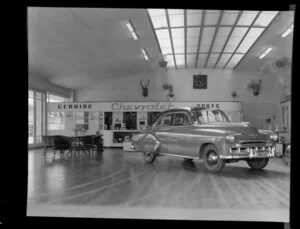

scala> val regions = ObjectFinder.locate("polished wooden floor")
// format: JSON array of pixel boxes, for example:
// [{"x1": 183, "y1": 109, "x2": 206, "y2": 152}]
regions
[{"x1": 27, "y1": 148, "x2": 290, "y2": 221}]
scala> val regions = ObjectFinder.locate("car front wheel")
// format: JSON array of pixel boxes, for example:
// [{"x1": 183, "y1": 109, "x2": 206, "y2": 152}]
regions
[
  {"x1": 203, "y1": 144, "x2": 225, "y2": 173},
  {"x1": 246, "y1": 158, "x2": 269, "y2": 169},
  {"x1": 143, "y1": 151, "x2": 156, "y2": 163}
]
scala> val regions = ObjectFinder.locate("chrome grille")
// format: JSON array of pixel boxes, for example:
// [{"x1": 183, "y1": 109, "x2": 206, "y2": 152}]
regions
[{"x1": 230, "y1": 146, "x2": 272, "y2": 154}]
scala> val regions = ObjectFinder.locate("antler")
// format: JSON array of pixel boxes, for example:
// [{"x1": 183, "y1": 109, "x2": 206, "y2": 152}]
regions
[
  {"x1": 145, "y1": 80, "x2": 150, "y2": 88},
  {"x1": 140, "y1": 80, "x2": 144, "y2": 88},
  {"x1": 140, "y1": 79, "x2": 150, "y2": 88}
]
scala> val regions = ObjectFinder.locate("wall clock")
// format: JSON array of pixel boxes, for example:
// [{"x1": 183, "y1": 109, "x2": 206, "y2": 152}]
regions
[{"x1": 193, "y1": 75, "x2": 207, "y2": 89}]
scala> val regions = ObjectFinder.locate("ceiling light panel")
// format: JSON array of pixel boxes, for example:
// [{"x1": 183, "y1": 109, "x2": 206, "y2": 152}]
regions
[
  {"x1": 175, "y1": 54, "x2": 185, "y2": 66},
  {"x1": 156, "y1": 29, "x2": 172, "y2": 54},
  {"x1": 168, "y1": 9, "x2": 184, "y2": 15},
  {"x1": 187, "y1": 37, "x2": 198, "y2": 47},
  {"x1": 226, "y1": 54, "x2": 244, "y2": 68},
  {"x1": 168, "y1": 9, "x2": 184, "y2": 27},
  {"x1": 231, "y1": 27, "x2": 248, "y2": 37},
  {"x1": 207, "y1": 53, "x2": 220, "y2": 67},
  {"x1": 200, "y1": 27, "x2": 216, "y2": 52},
  {"x1": 236, "y1": 37, "x2": 256, "y2": 53},
  {"x1": 171, "y1": 28, "x2": 184, "y2": 38},
  {"x1": 158, "y1": 39, "x2": 172, "y2": 48},
  {"x1": 173, "y1": 37, "x2": 184, "y2": 47},
  {"x1": 220, "y1": 10, "x2": 240, "y2": 25},
  {"x1": 155, "y1": 29, "x2": 170, "y2": 39},
  {"x1": 187, "y1": 27, "x2": 200, "y2": 37},
  {"x1": 216, "y1": 27, "x2": 232, "y2": 37},
  {"x1": 174, "y1": 46, "x2": 185, "y2": 54},
  {"x1": 187, "y1": 46, "x2": 198, "y2": 53},
  {"x1": 237, "y1": 11, "x2": 259, "y2": 26},
  {"x1": 254, "y1": 11, "x2": 278, "y2": 27},
  {"x1": 198, "y1": 53, "x2": 208, "y2": 67},
  {"x1": 148, "y1": 9, "x2": 165, "y2": 16},
  {"x1": 187, "y1": 54, "x2": 196, "y2": 66},
  {"x1": 215, "y1": 53, "x2": 232, "y2": 68},
  {"x1": 205, "y1": 10, "x2": 221, "y2": 25},
  {"x1": 281, "y1": 24, "x2": 294, "y2": 38},
  {"x1": 235, "y1": 27, "x2": 264, "y2": 53},
  {"x1": 224, "y1": 37, "x2": 244, "y2": 52},
  {"x1": 247, "y1": 27, "x2": 264, "y2": 38},
  {"x1": 211, "y1": 27, "x2": 231, "y2": 52},
  {"x1": 161, "y1": 46, "x2": 173, "y2": 55},
  {"x1": 187, "y1": 12, "x2": 203, "y2": 26},
  {"x1": 148, "y1": 9, "x2": 168, "y2": 29}
]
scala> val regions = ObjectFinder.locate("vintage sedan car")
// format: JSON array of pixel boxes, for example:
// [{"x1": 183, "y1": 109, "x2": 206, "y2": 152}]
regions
[{"x1": 131, "y1": 107, "x2": 278, "y2": 173}]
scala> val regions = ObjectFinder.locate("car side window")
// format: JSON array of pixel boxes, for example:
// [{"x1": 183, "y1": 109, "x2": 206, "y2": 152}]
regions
[
  {"x1": 156, "y1": 114, "x2": 172, "y2": 127},
  {"x1": 172, "y1": 113, "x2": 191, "y2": 126}
]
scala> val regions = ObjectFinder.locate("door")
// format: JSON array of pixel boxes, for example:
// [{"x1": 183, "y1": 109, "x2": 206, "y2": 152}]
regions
[
  {"x1": 167, "y1": 112, "x2": 199, "y2": 157},
  {"x1": 152, "y1": 113, "x2": 173, "y2": 153}
]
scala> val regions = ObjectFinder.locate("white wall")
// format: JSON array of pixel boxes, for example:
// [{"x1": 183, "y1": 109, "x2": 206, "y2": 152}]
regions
[{"x1": 74, "y1": 68, "x2": 290, "y2": 129}]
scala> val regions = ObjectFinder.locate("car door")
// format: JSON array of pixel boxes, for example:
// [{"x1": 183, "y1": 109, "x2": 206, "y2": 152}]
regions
[
  {"x1": 151, "y1": 113, "x2": 173, "y2": 153},
  {"x1": 167, "y1": 112, "x2": 199, "y2": 157}
]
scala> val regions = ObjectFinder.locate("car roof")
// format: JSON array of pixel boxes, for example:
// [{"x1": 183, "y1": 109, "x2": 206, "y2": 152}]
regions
[{"x1": 151, "y1": 106, "x2": 221, "y2": 125}]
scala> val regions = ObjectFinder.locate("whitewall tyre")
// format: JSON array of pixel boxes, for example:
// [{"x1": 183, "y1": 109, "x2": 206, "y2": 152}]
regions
[{"x1": 203, "y1": 144, "x2": 225, "y2": 173}]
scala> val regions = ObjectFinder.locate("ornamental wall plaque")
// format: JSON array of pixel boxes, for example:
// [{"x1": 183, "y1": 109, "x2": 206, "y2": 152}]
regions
[{"x1": 193, "y1": 75, "x2": 207, "y2": 89}]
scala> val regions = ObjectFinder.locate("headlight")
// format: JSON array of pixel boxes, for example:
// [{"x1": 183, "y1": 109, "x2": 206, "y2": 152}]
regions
[
  {"x1": 226, "y1": 134, "x2": 235, "y2": 142},
  {"x1": 270, "y1": 133, "x2": 278, "y2": 142}
]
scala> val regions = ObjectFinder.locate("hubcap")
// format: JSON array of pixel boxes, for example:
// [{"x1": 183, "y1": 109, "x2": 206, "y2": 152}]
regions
[{"x1": 207, "y1": 150, "x2": 218, "y2": 166}]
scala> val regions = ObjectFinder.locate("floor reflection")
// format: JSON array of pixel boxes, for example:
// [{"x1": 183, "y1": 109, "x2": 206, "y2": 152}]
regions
[{"x1": 28, "y1": 148, "x2": 290, "y2": 212}]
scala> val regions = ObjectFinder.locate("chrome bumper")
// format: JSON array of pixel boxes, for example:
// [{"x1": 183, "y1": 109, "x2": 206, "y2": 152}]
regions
[{"x1": 220, "y1": 146, "x2": 276, "y2": 159}]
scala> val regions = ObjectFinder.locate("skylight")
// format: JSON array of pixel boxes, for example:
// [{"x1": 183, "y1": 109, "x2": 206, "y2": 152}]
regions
[{"x1": 147, "y1": 9, "x2": 279, "y2": 69}]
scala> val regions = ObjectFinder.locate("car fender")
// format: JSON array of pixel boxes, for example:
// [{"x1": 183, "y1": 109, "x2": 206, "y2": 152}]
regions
[{"x1": 132, "y1": 132, "x2": 160, "y2": 154}]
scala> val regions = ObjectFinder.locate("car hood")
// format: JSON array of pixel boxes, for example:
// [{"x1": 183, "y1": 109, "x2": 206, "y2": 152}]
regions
[{"x1": 193, "y1": 122, "x2": 266, "y2": 139}]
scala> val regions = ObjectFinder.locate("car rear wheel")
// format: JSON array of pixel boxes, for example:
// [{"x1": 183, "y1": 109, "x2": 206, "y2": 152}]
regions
[
  {"x1": 143, "y1": 151, "x2": 156, "y2": 163},
  {"x1": 203, "y1": 144, "x2": 225, "y2": 173},
  {"x1": 246, "y1": 158, "x2": 269, "y2": 169}
]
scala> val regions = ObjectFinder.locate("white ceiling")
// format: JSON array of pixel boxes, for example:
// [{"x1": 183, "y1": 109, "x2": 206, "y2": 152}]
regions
[{"x1": 28, "y1": 7, "x2": 294, "y2": 89}]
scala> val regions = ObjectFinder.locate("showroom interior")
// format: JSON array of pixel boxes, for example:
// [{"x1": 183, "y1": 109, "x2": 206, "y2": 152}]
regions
[{"x1": 28, "y1": 6, "x2": 293, "y2": 222}]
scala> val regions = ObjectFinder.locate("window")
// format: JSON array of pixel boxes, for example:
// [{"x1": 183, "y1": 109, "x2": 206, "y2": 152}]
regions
[
  {"x1": 172, "y1": 113, "x2": 191, "y2": 126},
  {"x1": 194, "y1": 109, "x2": 230, "y2": 124},
  {"x1": 156, "y1": 114, "x2": 172, "y2": 126},
  {"x1": 47, "y1": 93, "x2": 70, "y2": 102},
  {"x1": 28, "y1": 89, "x2": 46, "y2": 145},
  {"x1": 48, "y1": 112, "x2": 65, "y2": 130}
]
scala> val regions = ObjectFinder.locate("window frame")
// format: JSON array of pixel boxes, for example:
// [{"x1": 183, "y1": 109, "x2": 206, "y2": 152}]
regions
[
  {"x1": 171, "y1": 112, "x2": 192, "y2": 126},
  {"x1": 154, "y1": 113, "x2": 173, "y2": 127}
]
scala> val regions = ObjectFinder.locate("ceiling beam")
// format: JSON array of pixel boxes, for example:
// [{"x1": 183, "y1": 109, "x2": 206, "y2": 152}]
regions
[
  {"x1": 204, "y1": 10, "x2": 224, "y2": 68},
  {"x1": 233, "y1": 11, "x2": 280, "y2": 70},
  {"x1": 145, "y1": 9, "x2": 162, "y2": 54},
  {"x1": 194, "y1": 10, "x2": 206, "y2": 68},
  {"x1": 213, "y1": 11, "x2": 243, "y2": 69},
  {"x1": 155, "y1": 25, "x2": 267, "y2": 30},
  {"x1": 223, "y1": 11, "x2": 262, "y2": 69},
  {"x1": 184, "y1": 10, "x2": 187, "y2": 69},
  {"x1": 165, "y1": 9, "x2": 177, "y2": 70}
]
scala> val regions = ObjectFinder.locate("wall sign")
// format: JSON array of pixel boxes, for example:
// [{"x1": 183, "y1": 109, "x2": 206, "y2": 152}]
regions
[
  {"x1": 193, "y1": 75, "x2": 207, "y2": 89},
  {"x1": 48, "y1": 101, "x2": 242, "y2": 112}
]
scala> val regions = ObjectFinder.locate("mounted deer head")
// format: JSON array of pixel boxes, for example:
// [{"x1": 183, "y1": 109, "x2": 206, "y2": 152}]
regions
[
  {"x1": 247, "y1": 79, "x2": 262, "y2": 96},
  {"x1": 140, "y1": 79, "x2": 150, "y2": 97}
]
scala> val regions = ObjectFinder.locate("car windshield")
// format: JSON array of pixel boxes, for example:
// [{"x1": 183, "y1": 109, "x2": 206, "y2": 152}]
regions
[{"x1": 193, "y1": 109, "x2": 230, "y2": 124}]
